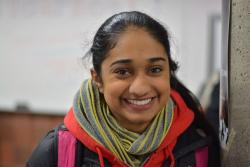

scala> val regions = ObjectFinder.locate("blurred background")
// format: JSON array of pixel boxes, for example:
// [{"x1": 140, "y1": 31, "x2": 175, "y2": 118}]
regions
[{"x1": 0, "y1": 0, "x2": 222, "y2": 166}]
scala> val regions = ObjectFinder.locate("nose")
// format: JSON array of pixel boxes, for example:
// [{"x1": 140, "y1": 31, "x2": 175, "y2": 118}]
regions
[{"x1": 129, "y1": 73, "x2": 151, "y2": 97}]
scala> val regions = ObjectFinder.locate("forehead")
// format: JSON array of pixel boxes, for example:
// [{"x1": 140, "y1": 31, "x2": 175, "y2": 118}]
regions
[{"x1": 105, "y1": 27, "x2": 167, "y2": 63}]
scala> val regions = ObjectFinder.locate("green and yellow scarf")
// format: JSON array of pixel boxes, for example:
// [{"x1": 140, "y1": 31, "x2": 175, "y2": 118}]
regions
[{"x1": 73, "y1": 79, "x2": 174, "y2": 167}]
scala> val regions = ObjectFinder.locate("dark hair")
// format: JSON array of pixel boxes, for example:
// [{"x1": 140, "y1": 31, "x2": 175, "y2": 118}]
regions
[
  {"x1": 87, "y1": 11, "x2": 220, "y2": 155},
  {"x1": 89, "y1": 11, "x2": 178, "y2": 76}
]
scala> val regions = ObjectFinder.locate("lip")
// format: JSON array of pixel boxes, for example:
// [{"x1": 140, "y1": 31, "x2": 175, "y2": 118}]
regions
[{"x1": 123, "y1": 97, "x2": 156, "y2": 112}]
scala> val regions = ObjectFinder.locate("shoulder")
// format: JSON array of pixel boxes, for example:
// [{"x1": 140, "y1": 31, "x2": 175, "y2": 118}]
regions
[
  {"x1": 26, "y1": 125, "x2": 63, "y2": 167},
  {"x1": 174, "y1": 123, "x2": 221, "y2": 167},
  {"x1": 174, "y1": 123, "x2": 210, "y2": 155}
]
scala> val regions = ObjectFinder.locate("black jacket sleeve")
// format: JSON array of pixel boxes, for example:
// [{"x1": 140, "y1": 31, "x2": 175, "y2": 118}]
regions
[
  {"x1": 208, "y1": 137, "x2": 221, "y2": 167},
  {"x1": 26, "y1": 129, "x2": 57, "y2": 167}
]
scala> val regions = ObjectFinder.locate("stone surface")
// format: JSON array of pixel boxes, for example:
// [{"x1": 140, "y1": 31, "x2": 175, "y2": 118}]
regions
[{"x1": 224, "y1": 0, "x2": 250, "y2": 166}]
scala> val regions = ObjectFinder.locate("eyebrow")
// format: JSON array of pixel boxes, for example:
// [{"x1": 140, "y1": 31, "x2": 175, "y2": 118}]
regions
[
  {"x1": 110, "y1": 59, "x2": 132, "y2": 67},
  {"x1": 110, "y1": 57, "x2": 167, "y2": 67},
  {"x1": 148, "y1": 57, "x2": 167, "y2": 63}
]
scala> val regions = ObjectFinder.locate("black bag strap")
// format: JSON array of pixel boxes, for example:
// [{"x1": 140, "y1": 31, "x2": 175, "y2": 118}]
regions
[
  {"x1": 175, "y1": 137, "x2": 211, "y2": 160},
  {"x1": 75, "y1": 136, "x2": 85, "y2": 166}
]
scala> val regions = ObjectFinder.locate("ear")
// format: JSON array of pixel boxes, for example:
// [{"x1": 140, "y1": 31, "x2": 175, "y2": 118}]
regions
[{"x1": 90, "y1": 68, "x2": 104, "y2": 93}]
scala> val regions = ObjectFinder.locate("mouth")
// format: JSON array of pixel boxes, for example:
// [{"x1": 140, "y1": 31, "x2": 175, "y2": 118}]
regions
[
  {"x1": 123, "y1": 97, "x2": 157, "y2": 111},
  {"x1": 127, "y1": 98, "x2": 153, "y2": 105}
]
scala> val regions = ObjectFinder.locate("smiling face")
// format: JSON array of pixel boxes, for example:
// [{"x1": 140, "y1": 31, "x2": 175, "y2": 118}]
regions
[{"x1": 92, "y1": 27, "x2": 171, "y2": 133}]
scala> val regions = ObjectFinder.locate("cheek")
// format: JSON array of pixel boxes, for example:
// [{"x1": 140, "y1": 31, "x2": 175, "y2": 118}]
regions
[
  {"x1": 102, "y1": 81, "x2": 127, "y2": 103},
  {"x1": 157, "y1": 77, "x2": 171, "y2": 91},
  {"x1": 156, "y1": 78, "x2": 171, "y2": 101}
]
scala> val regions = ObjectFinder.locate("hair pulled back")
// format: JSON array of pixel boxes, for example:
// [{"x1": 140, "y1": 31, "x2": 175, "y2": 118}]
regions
[{"x1": 89, "y1": 11, "x2": 178, "y2": 76}]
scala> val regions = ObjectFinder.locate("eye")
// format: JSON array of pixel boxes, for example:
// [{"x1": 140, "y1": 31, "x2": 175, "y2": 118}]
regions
[
  {"x1": 114, "y1": 68, "x2": 131, "y2": 77},
  {"x1": 149, "y1": 66, "x2": 162, "y2": 74}
]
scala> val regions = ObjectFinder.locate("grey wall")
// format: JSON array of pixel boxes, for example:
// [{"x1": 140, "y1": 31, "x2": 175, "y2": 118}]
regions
[
  {"x1": 0, "y1": 0, "x2": 221, "y2": 113},
  {"x1": 223, "y1": 0, "x2": 250, "y2": 166}
]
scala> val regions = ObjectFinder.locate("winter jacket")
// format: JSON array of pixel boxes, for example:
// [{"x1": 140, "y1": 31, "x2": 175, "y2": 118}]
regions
[{"x1": 27, "y1": 90, "x2": 220, "y2": 167}]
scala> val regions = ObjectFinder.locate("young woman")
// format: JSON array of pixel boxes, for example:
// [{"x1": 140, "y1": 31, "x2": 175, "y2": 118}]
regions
[{"x1": 27, "y1": 11, "x2": 220, "y2": 167}]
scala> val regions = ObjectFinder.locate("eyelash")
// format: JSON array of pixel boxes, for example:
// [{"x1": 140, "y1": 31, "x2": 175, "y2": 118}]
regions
[
  {"x1": 149, "y1": 66, "x2": 162, "y2": 74},
  {"x1": 114, "y1": 68, "x2": 131, "y2": 77},
  {"x1": 113, "y1": 66, "x2": 163, "y2": 78}
]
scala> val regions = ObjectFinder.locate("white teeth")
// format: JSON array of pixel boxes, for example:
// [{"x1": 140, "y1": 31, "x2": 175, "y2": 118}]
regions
[{"x1": 127, "y1": 98, "x2": 152, "y2": 105}]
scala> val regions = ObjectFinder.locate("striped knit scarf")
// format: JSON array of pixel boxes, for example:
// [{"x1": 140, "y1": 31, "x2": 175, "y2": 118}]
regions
[{"x1": 73, "y1": 79, "x2": 174, "y2": 167}]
